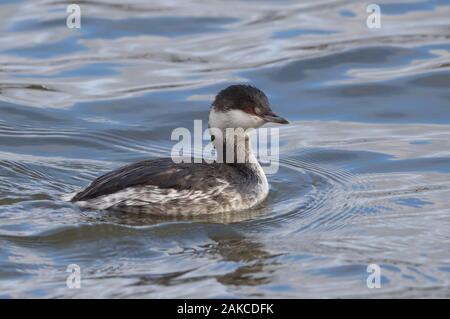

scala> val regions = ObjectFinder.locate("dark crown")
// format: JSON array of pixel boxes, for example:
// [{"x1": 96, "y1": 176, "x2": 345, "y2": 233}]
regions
[{"x1": 212, "y1": 84, "x2": 270, "y2": 112}]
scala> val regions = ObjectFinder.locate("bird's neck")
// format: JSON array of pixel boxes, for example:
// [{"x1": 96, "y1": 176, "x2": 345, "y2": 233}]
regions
[{"x1": 212, "y1": 129, "x2": 258, "y2": 165}]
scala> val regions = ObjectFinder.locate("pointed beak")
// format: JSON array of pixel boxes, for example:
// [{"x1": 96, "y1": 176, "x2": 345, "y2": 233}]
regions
[{"x1": 261, "y1": 111, "x2": 289, "y2": 124}]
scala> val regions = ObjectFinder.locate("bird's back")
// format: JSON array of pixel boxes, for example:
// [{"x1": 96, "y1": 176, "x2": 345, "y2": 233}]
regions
[{"x1": 71, "y1": 158, "x2": 268, "y2": 215}]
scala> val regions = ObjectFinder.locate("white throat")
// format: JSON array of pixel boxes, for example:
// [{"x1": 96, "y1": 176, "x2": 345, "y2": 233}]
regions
[{"x1": 208, "y1": 108, "x2": 261, "y2": 164}]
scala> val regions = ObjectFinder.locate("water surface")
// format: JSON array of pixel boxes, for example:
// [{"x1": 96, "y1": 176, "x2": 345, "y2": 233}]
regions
[{"x1": 1, "y1": 0, "x2": 450, "y2": 298}]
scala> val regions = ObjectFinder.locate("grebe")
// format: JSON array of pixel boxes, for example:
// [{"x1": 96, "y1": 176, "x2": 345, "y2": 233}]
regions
[{"x1": 70, "y1": 85, "x2": 288, "y2": 215}]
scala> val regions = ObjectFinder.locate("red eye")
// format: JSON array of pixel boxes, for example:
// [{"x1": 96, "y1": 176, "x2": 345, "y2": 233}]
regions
[{"x1": 244, "y1": 105, "x2": 256, "y2": 115}]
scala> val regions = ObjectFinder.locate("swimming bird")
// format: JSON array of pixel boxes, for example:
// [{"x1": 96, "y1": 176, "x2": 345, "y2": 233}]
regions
[{"x1": 71, "y1": 85, "x2": 289, "y2": 215}]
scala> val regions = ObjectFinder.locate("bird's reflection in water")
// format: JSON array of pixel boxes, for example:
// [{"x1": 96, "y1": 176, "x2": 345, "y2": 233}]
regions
[
  {"x1": 211, "y1": 234, "x2": 277, "y2": 287},
  {"x1": 80, "y1": 205, "x2": 278, "y2": 288},
  {"x1": 83, "y1": 204, "x2": 271, "y2": 225}
]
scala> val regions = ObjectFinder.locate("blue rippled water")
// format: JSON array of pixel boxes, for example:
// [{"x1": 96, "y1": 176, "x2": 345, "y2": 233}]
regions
[{"x1": 0, "y1": 0, "x2": 450, "y2": 298}]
